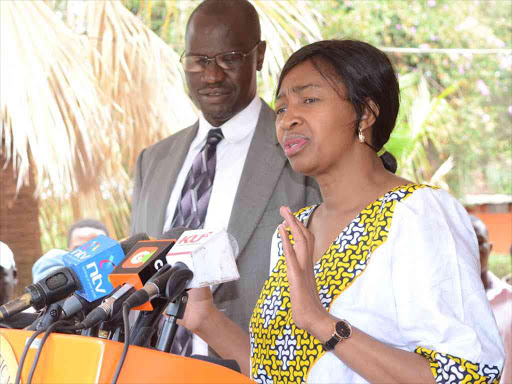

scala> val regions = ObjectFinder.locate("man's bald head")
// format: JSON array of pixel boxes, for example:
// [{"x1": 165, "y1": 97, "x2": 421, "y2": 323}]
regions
[{"x1": 186, "y1": 0, "x2": 261, "y2": 44}]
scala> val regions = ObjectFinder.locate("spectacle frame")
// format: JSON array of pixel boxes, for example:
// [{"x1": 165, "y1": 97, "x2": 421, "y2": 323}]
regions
[{"x1": 180, "y1": 41, "x2": 262, "y2": 72}]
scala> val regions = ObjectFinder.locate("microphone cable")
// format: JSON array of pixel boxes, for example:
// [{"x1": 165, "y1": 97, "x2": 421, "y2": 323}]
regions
[
  {"x1": 111, "y1": 303, "x2": 131, "y2": 384},
  {"x1": 27, "y1": 320, "x2": 77, "y2": 384},
  {"x1": 15, "y1": 320, "x2": 84, "y2": 384}
]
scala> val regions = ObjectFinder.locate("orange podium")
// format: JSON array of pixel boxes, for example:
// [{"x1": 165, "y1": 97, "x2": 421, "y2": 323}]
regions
[{"x1": 0, "y1": 329, "x2": 253, "y2": 383}]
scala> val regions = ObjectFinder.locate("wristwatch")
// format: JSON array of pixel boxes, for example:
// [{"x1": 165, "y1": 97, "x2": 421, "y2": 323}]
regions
[{"x1": 322, "y1": 319, "x2": 352, "y2": 351}]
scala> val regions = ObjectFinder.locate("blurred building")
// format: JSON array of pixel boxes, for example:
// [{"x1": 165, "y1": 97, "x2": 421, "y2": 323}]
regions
[{"x1": 465, "y1": 194, "x2": 512, "y2": 255}]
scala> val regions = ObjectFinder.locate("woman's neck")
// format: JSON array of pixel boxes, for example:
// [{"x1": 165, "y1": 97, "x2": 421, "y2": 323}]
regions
[{"x1": 316, "y1": 150, "x2": 390, "y2": 215}]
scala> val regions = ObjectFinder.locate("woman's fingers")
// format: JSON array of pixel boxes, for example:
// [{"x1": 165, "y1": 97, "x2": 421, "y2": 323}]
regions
[{"x1": 280, "y1": 206, "x2": 315, "y2": 271}]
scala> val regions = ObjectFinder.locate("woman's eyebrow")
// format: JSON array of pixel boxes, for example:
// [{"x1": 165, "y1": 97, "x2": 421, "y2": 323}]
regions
[{"x1": 277, "y1": 83, "x2": 321, "y2": 100}]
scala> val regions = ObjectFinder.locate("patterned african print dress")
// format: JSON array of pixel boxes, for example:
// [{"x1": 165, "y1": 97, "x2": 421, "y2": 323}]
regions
[{"x1": 250, "y1": 184, "x2": 504, "y2": 384}]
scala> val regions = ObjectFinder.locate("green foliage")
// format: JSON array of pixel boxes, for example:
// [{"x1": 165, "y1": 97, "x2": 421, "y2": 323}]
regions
[
  {"x1": 120, "y1": 0, "x2": 512, "y2": 197},
  {"x1": 316, "y1": 0, "x2": 512, "y2": 197},
  {"x1": 489, "y1": 253, "x2": 512, "y2": 279}
]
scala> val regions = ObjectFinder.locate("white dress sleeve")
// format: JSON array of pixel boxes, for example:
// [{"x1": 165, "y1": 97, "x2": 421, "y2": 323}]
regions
[
  {"x1": 388, "y1": 188, "x2": 505, "y2": 382},
  {"x1": 269, "y1": 226, "x2": 281, "y2": 274}
]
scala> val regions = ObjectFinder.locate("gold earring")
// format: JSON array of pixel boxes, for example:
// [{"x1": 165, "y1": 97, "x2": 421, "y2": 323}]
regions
[{"x1": 358, "y1": 129, "x2": 365, "y2": 143}]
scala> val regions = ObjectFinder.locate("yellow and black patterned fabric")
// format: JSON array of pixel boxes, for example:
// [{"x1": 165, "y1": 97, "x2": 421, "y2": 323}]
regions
[
  {"x1": 416, "y1": 347, "x2": 501, "y2": 384},
  {"x1": 249, "y1": 184, "x2": 502, "y2": 384}
]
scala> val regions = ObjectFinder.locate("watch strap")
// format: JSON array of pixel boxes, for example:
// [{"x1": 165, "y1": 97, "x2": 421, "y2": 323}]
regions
[{"x1": 322, "y1": 320, "x2": 351, "y2": 351}]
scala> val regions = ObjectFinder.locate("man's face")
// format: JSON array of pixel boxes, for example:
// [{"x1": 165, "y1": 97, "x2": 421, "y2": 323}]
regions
[
  {"x1": 69, "y1": 227, "x2": 107, "y2": 250},
  {"x1": 184, "y1": 14, "x2": 265, "y2": 127},
  {"x1": 0, "y1": 266, "x2": 17, "y2": 305}
]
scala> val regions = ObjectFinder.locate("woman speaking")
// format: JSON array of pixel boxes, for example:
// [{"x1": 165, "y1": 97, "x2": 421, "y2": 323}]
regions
[{"x1": 180, "y1": 40, "x2": 505, "y2": 384}]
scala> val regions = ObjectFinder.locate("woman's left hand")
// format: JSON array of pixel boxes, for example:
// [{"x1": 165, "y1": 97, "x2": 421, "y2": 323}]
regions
[{"x1": 279, "y1": 206, "x2": 332, "y2": 336}]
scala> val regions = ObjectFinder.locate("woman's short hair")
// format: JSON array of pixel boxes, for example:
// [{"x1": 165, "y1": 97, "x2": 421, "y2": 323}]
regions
[{"x1": 276, "y1": 39, "x2": 400, "y2": 173}]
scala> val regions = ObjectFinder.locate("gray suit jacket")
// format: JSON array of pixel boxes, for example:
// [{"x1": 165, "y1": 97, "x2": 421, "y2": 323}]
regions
[{"x1": 130, "y1": 100, "x2": 321, "y2": 337}]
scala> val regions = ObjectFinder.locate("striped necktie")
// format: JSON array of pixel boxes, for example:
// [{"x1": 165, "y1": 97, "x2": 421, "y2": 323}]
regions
[
  {"x1": 169, "y1": 128, "x2": 223, "y2": 357},
  {"x1": 171, "y1": 128, "x2": 224, "y2": 229}
]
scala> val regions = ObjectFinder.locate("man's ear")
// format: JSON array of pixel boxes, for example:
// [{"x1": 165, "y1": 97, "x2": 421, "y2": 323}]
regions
[
  {"x1": 359, "y1": 98, "x2": 379, "y2": 134},
  {"x1": 256, "y1": 41, "x2": 266, "y2": 71}
]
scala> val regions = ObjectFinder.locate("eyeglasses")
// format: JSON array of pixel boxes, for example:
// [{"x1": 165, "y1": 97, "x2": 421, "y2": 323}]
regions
[{"x1": 180, "y1": 41, "x2": 261, "y2": 72}]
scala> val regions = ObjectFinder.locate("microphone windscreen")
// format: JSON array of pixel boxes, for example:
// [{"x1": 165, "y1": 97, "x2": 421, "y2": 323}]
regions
[
  {"x1": 159, "y1": 227, "x2": 190, "y2": 240},
  {"x1": 120, "y1": 233, "x2": 150, "y2": 255}
]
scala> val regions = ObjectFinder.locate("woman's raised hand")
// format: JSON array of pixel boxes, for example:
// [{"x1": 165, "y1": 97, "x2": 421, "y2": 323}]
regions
[{"x1": 279, "y1": 206, "x2": 331, "y2": 335}]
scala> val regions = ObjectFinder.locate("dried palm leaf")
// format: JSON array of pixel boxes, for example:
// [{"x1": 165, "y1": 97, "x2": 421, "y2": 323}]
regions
[
  {"x1": 1, "y1": 0, "x2": 110, "y2": 195},
  {"x1": 81, "y1": 0, "x2": 197, "y2": 170},
  {"x1": 253, "y1": 0, "x2": 323, "y2": 100}
]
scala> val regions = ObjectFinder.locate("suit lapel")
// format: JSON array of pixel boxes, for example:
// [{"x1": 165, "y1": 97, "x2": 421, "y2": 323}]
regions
[
  {"x1": 148, "y1": 123, "x2": 199, "y2": 236},
  {"x1": 227, "y1": 101, "x2": 285, "y2": 258}
]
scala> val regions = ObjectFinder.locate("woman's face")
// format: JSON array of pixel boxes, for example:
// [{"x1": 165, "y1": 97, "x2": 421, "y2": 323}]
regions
[{"x1": 275, "y1": 60, "x2": 357, "y2": 176}]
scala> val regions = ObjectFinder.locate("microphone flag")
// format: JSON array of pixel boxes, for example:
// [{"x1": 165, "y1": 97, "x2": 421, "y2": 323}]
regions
[
  {"x1": 108, "y1": 239, "x2": 177, "y2": 310},
  {"x1": 63, "y1": 235, "x2": 125, "y2": 302},
  {"x1": 166, "y1": 229, "x2": 240, "y2": 289}
]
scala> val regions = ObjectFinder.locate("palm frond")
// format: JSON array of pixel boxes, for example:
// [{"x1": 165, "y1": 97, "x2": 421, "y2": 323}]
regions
[
  {"x1": 253, "y1": 0, "x2": 323, "y2": 100},
  {"x1": 81, "y1": 0, "x2": 197, "y2": 170},
  {"x1": 1, "y1": 0, "x2": 109, "y2": 195}
]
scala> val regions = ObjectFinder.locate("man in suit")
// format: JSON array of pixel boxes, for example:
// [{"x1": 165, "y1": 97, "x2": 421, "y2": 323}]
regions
[{"x1": 130, "y1": 0, "x2": 321, "y2": 356}]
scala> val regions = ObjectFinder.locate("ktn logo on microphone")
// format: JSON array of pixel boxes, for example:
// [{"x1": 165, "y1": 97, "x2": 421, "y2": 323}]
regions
[{"x1": 122, "y1": 247, "x2": 158, "y2": 268}]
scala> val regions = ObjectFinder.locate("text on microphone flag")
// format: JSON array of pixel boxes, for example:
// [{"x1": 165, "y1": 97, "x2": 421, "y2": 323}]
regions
[{"x1": 62, "y1": 235, "x2": 125, "y2": 302}]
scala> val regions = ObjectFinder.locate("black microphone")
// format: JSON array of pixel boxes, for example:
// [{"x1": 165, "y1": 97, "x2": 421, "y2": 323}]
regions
[
  {"x1": 108, "y1": 228, "x2": 189, "y2": 311},
  {"x1": 120, "y1": 233, "x2": 151, "y2": 255},
  {"x1": 128, "y1": 228, "x2": 192, "y2": 346},
  {"x1": 123, "y1": 262, "x2": 193, "y2": 309},
  {"x1": 0, "y1": 268, "x2": 81, "y2": 321},
  {"x1": 80, "y1": 285, "x2": 136, "y2": 329},
  {"x1": 80, "y1": 229, "x2": 186, "y2": 329},
  {"x1": 155, "y1": 228, "x2": 240, "y2": 353},
  {"x1": 23, "y1": 233, "x2": 151, "y2": 331},
  {"x1": 0, "y1": 232, "x2": 141, "y2": 322},
  {"x1": 60, "y1": 233, "x2": 150, "y2": 323}
]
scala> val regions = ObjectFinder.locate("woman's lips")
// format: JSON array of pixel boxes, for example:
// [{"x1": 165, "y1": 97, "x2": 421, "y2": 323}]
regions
[{"x1": 283, "y1": 136, "x2": 309, "y2": 157}]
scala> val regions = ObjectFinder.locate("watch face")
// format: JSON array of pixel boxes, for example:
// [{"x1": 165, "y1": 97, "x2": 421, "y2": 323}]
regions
[{"x1": 335, "y1": 320, "x2": 352, "y2": 339}]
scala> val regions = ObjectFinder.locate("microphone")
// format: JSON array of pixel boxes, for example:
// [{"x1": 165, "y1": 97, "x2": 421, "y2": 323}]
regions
[
  {"x1": 62, "y1": 234, "x2": 125, "y2": 302},
  {"x1": 108, "y1": 228, "x2": 188, "y2": 311},
  {"x1": 80, "y1": 229, "x2": 187, "y2": 329},
  {"x1": 154, "y1": 229, "x2": 240, "y2": 353},
  {"x1": 0, "y1": 268, "x2": 81, "y2": 321},
  {"x1": 80, "y1": 285, "x2": 136, "y2": 329},
  {"x1": 124, "y1": 263, "x2": 193, "y2": 309},
  {"x1": 165, "y1": 229, "x2": 240, "y2": 289},
  {"x1": 59, "y1": 233, "x2": 151, "y2": 322},
  {"x1": 120, "y1": 233, "x2": 152, "y2": 256},
  {"x1": 0, "y1": 234, "x2": 146, "y2": 322}
]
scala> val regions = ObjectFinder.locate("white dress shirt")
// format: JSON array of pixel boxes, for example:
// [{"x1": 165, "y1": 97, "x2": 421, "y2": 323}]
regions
[{"x1": 163, "y1": 95, "x2": 262, "y2": 354}]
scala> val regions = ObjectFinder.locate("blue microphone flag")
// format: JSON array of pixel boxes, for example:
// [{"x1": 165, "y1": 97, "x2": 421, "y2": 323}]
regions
[{"x1": 63, "y1": 235, "x2": 125, "y2": 302}]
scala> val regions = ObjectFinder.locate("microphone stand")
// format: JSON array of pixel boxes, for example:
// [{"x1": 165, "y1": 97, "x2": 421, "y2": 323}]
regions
[
  {"x1": 130, "y1": 298, "x2": 169, "y2": 348},
  {"x1": 35, "y1": 302, "x2": 63, "y2": 330},
  {"x1": 155, "y1": 290, "x2": 188, "y2": 353}
]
